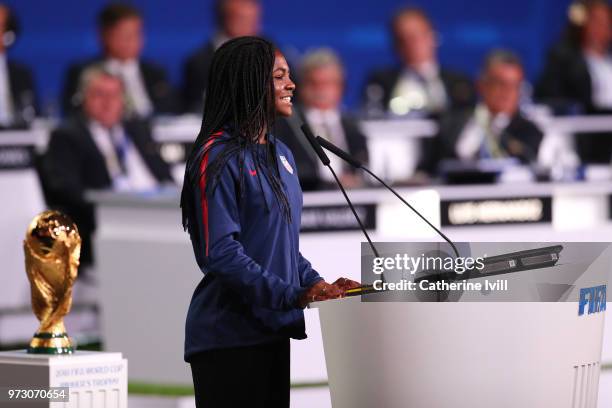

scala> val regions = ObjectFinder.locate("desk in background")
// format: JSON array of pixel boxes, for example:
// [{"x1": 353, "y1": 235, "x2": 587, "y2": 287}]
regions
[{"x1": 153, "y1": 113, "x2": 612, "y2": 182}]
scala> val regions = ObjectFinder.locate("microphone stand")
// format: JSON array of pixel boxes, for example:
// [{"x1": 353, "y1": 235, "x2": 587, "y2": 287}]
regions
[{"x1": 300, "y1": 124, "x2": 384, "y2": 287}]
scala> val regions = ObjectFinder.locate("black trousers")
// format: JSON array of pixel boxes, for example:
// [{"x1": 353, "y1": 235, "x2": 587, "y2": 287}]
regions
[{"x1": 189, "y1": 339, "x2": 290, "y2": 408}]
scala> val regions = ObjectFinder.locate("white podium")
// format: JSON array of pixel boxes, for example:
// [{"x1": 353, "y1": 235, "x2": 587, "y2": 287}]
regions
[
  {"x1": 0, "y1": 350, "x2": 127, "y2": 407},
  {"x1": 317, "y1": 296, "x2": 605, "y2": 408}
]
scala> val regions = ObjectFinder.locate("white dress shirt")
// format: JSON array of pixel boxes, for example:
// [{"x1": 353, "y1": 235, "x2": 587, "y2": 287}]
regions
[
  {"x1": 389, "y1": 62, "x2": 447, "y2": 115},
  {"x1": 105, "y1": 59, "x2": 153, "y2": 117},
  {"x1": 455, "y1": 104, "x2": 511, "y2": 160},
  {"x1": 0, "y1": 53, "x2": 14, "y2": 125},
  {"x1": 212, "y1": 32, "x2": 231, "y2": 50},
  {"x1": 304, "y1": 108, "x2": 347, "y2": 183},
  {"x1": 88, "y1": 120, "x2": 158, "y2": 192},
  {"x1": 584, "y1": 52, "x2": 612, "y2": 109}
]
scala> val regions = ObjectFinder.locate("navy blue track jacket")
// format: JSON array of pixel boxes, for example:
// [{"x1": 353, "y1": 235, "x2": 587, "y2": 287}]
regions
[{"x1": 184, "y1": 130, "x2": 323, "y2": 362}]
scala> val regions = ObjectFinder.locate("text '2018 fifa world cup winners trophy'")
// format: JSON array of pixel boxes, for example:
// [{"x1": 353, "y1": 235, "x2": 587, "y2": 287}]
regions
[{"x1": 23, "y1": 210, "x2": 81, "y2": 354}]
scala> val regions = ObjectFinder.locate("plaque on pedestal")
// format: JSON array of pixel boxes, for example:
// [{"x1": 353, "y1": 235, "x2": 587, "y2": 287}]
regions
[{"x1": 0, "y1": 350, "x2": 127, "y2": 407}]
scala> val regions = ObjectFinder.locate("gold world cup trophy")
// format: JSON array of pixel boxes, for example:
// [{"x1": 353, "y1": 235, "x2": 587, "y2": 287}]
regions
[{"x1": 23, "y1": 210, "x2": 81, "y2": 354}]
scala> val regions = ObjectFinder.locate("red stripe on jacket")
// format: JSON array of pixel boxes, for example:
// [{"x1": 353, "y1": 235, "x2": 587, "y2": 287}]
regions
[{"x1": 199, "y1": 131, "x2": 223, "y2": 257}]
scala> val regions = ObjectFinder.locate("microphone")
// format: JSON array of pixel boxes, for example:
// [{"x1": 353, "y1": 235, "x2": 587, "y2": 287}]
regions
[
  {"x1": 315, "y1": 135, "x2": 460, "y2": 258},
  {"x1": 316, "y1": 135, "x2": 361, "y2": 168},
  {"x1": 300, "y1": 124, "x2": 330, "y2": 166},
  {"x1": 300, "y1": 124, "x2": 380, "y2": 262}
]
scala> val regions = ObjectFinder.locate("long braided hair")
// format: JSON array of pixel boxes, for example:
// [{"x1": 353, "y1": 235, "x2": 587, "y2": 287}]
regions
[{"x1": 180, "y1": 36, "x2": 292, "y2": 249}]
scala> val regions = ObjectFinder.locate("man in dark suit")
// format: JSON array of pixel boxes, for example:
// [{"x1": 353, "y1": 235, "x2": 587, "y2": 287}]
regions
[
  {"x1": 535, "y1": 0, "x2": 612, "y2": 163},
  {"x1": 61, "y1": 3, "x2": 178, "y2": 118},
  {"x1": 420, "y1": 50, "x2": 543, "y2": 175},
  {"x1": 45, "y1": 67, "x2": 173, "y2": 268},
  {"x1": 362, "y1": 7, "x2": 474, "y2": 118},
  {"x1": 0, "y1": 4, "x2": 37, "y2": 127},
  {"x1": 275, "y1": 49, "x2": 368, "y2": 191},
  {"x1": 182, "y1": 0, "x2": 261, "y2": 113}
]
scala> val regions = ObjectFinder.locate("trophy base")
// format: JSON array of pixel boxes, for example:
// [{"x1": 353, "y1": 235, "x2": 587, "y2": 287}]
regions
[{"x1": 27, "y1": 332, "x2": 74, "y2": 355}]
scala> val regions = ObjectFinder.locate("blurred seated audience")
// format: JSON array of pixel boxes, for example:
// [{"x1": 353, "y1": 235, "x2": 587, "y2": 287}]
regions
[
  {"x1": 44, "y1": 67, "x2": 173, "y2": 269},
  {"x1": 62, "y1": 3, "x2": 178, "y2": 118},
  {"x1": 182, "y1": 0, "x2": 261, "y2": 113},
  {"x1": 419, "y1": 50, "x2": 543, "y2": 175},
  {"x1": 536, "y1": 0, "x2": 611, "y2": 115},
  {"x1": 362, "y1": 7, "x2": 474, "y2": 118},
  {"x1": 275, "y1": 49, "x2": 369, "y2": 190},
  {"x1": 535, "y1": 0, "x2": 612, "y2": 163},
  {"x1": 0, "y1": 4, "x2": 37, "y2": 128}
]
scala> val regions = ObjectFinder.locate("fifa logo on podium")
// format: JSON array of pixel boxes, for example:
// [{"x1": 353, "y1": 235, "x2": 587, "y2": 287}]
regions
[{"x1": 578, "y1": 285, "x2": 606, "y2": 316}]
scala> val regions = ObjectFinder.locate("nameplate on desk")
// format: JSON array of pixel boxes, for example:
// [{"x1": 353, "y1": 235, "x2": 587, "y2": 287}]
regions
[
  {"x1": 301, "y1": 204, "x2": 376, "y2": 232},
  {"x1": 441, "y1": 196, "x2": 552, "y2": 226},
  {"x1": 0, "y1": 145, "x2": 34, "y2": 170}
]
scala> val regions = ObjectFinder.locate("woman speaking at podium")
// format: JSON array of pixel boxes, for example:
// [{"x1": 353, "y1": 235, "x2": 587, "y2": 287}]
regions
[{"x1": 180, "y1": 36, "x2": 359, "y2": 408}]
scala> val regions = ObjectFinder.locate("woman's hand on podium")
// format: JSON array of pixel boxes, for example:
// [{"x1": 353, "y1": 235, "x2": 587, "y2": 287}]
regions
[
  {"x1": 332, "y1": 277, "x2": 361, "y2": 292},
  {"x1": 299, "y1": 280, "x2": 344, "y2": 308}
]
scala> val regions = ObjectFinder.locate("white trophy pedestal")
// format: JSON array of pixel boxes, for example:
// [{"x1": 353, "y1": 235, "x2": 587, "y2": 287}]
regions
[{"x1": 0, "y1": 350, "x2": 127, "y2": 407}]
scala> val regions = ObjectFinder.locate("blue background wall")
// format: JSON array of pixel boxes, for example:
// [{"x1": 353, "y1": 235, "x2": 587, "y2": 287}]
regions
[{"x1": 5, "y1": 0, "x2": 573, "y2": 113}]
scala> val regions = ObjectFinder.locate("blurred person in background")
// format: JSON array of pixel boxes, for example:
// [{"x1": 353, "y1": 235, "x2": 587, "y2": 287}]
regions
[
  {"x1": 275, "y1": 48, "x2": 369, "y2": 190},
  {"x1": 182, "y1": 0, "x2": 261, "y2": 112},
  {"x1": 536, "y1": 0, "x2": 612, "y2": 163},
  {"x1": 536, "y1": 0, "x2": 611, "y2": 114},
  {"x1": 0, "y1": 3, "x2": 37, "y2": 128},
  {"x1": 62, "y1": 3, "x2": 178, "y2": 118},
  {"x1": 44, "y1": 67, "x2": 173, "y2": 271},
  {"x1": 419, "y1": 50, "x2": 543, "y2": 175},
  {"x1": 362, "y1": 6, "x2": 474, "y2": 118}
]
